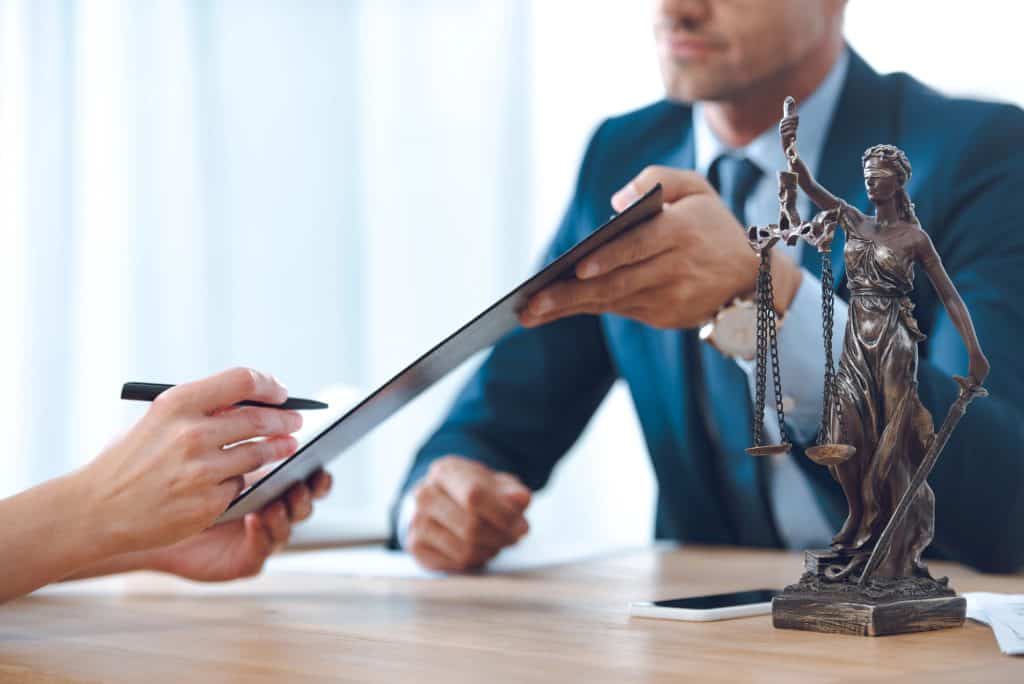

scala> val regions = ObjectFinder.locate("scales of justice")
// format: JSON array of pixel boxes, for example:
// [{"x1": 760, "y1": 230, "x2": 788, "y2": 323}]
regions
[{"x1": 744, "y1": 97, "x2": 990, "y2": 636}]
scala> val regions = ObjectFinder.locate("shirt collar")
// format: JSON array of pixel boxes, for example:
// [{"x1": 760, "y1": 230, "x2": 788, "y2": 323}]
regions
[{"x1": 692, "y1": 48, "x2": 849, "y2": 178}]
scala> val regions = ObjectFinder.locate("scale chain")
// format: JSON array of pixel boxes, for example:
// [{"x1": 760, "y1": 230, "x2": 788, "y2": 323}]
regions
[
  {"x1": 752, "y1": 254, "x2": 770, "y2": 446},
  {"x1": 763, "y1": 255, "x2": 790, "y2": 444},
  {"x1": 818, "y1": 253, "x2": 845, "y2": 445}
]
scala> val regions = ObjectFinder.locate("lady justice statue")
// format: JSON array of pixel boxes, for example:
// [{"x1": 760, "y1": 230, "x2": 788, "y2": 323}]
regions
[{"x1": 755, "y1": 98, "x2": 991, "y2": 636}]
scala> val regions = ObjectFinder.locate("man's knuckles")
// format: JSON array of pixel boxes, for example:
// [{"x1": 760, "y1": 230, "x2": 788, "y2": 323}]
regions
[
  {"x1": 463, "y1": 482, "x2": 493, "y2": 513},
  {"x1": 413, "y1": 482, "x2": 435, "y2": 507},
  {"x1": 461, "y1": 516, "x2": 487, "y2": 544}
]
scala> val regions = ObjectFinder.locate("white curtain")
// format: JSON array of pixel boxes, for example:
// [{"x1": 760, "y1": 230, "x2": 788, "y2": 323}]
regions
[
  {"x1": 0, "y1": 0, "x2": 530, "y2": 513},
  {"x1": 0, "y1": 0, "x2": 656, "y2": 550}
]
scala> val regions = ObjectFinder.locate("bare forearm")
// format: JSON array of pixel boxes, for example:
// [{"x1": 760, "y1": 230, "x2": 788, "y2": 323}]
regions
[
  {"x1": 61, "y1": 547, "x2": 167, "y2": 581},
  {"x1": 0, "y1": 472, "x2": 116, "y2": 603}
]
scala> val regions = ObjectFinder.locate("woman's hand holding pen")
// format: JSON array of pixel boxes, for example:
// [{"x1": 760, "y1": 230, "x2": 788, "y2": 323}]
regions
[{"x1": 77, "y1": 367, "x2": 304, "y2": 557}]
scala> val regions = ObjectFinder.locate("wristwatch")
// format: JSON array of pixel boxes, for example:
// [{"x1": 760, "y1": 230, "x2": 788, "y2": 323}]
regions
[{"x1": 698, "y1": 297, "x2": 785, "y2": 361}]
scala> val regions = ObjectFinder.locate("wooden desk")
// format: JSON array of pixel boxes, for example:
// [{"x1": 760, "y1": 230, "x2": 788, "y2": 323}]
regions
[{"x1": 1, "y1": 546, "x2": 1021, "y2": 682}]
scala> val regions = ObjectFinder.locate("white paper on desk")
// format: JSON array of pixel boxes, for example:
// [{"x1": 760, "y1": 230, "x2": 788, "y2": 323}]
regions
[
  {"x1": 267, "y1": 542, "x2": 640, "y2": 579},
  {"x1": 964, "y1": 592, "x2": 1024, "y2": 655},
  {"x1": 987, "y1": 604, "x2": 1024, "y2": 656}
]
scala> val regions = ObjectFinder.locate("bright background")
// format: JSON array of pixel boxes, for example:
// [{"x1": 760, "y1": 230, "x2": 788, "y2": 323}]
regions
[{"x1": 2, "y1": 1, "x2": 1022, "y2": 552}]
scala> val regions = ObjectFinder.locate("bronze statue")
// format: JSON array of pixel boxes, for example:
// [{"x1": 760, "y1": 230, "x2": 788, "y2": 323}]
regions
[{"x1": 762, "y1": 97, "x2": 991, "y2": 636}]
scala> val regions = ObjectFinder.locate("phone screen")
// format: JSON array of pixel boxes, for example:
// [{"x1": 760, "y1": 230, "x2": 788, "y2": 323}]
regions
[{"x1": 653, "y1": 589, "x2": 778, "y2": 610}]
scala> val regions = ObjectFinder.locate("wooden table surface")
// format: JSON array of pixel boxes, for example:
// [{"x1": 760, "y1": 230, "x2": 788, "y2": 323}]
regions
[{"x1": 1, "y1": 545, "x2": 1021, "y2": 683}]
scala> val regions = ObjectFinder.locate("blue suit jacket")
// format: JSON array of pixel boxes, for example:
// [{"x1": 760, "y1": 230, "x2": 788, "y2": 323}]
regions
[{"x1": 397, "y1": 50, "x2": 1024, "y2": 572}]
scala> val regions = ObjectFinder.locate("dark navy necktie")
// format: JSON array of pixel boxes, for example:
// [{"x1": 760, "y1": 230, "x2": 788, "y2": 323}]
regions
[{"x1": 700, "y1": 154, "x2": 780, "y2": 547}]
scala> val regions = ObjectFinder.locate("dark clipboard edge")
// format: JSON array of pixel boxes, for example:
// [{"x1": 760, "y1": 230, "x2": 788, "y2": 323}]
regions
[{"x1": 218, "y1": 183, "x2": 663, "y2": 520}]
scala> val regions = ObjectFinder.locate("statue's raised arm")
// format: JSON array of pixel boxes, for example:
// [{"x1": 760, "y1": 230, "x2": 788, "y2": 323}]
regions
[{"x1": 780, "y1": 96, "x2": 842, "y2": 212}]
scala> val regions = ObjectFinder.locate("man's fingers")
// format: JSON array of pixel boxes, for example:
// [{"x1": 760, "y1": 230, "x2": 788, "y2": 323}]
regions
[
  {"x1": 494, "y1": 474, "x2": 532, "y2": 513},
  {"x1": 437, "y1": 474, "x2": 526, "y2": 535},
  {"x1": 209, "y1": 406, "x2": 303, "y2": 446},
  {"x1": 575, "y1": 217, "x2": 674, "y2": 280},
  {"x1": 409, "y1": 516, "x2": 467, "y2": 566},
  {"x1": 163, "y1": 367, "x2": 289, "y2": 415},
  {"x1": 610, "y1": 165, "x2": 712, "y2": 211},
  {"x1": 206, "y1": 435, "x2": 298, "y2": 482},
  {"x1": 525, "y1": 252, "x2": 673, "y2": 321},
  {"x1": 406, "y1": 537, "x2": 455, "y2": 572},
  {"x1": 419, "y1": 484, "x2": 521, "y2": 547},
  {"x1": 411, "y1": 516, "x2": 502, "y2": 570}
]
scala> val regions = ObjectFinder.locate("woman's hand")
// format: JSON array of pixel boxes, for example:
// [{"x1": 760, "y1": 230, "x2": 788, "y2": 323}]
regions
[
  {"x1": 150, "y1": 471, "x2": 333, "y2": 581},
  {"x1": 75, "y1": 367, "x2": 304, "y2": 558}
]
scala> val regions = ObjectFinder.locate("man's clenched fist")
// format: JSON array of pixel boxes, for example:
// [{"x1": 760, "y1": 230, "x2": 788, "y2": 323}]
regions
[{"x1": 406, "y1": 456, "x2": 531, "y2": 572}]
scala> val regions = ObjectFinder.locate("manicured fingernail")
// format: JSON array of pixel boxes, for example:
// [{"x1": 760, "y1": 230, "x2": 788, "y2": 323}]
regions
[
  {"x1": 611, "y1": 183, "x2": 638, "y2": 209},
  {"x1": 578, "y1": 261, "x2": 600, "y2": 279}
]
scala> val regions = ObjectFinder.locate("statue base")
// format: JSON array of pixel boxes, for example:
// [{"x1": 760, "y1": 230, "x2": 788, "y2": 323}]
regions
[{"x1": 772, "y1": 550, "x2": 966, "y2": 637}]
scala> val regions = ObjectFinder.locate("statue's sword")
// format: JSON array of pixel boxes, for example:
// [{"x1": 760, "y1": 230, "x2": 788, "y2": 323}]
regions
[{"x1": 857, "y1": 375, "x2": 988, "y2": 586}]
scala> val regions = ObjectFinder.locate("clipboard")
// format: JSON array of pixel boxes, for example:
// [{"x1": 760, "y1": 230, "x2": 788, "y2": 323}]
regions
[{"x1": 216, "y1": 183, "x2": 663, "y2": 523}]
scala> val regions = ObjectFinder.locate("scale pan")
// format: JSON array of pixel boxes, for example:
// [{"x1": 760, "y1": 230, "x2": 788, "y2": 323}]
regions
[
  {"x1": 745, "y1": 443, "x2": 791, "y2": 457},
  {"x1": 805, "y1": 443, "x2": 856, "y2": 466}
]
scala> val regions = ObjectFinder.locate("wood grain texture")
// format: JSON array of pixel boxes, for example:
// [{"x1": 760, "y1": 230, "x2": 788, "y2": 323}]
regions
[
  {"x1": 1, "y1": 546, "x2": 1021, "y2": 683},
  {"x1": 773, "y1": 595, "x2": 966, "y2": 636}
]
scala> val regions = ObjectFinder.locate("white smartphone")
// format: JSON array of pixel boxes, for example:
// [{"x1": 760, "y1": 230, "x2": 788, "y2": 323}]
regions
[{"x1": 629, "y1": 589, "x2": 779, "y2": 622}]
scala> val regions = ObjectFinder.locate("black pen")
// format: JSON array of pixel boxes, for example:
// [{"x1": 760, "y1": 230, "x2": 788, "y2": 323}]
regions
[{"x1": 121, "y1": 382, "x2": 329, "y2": 410}]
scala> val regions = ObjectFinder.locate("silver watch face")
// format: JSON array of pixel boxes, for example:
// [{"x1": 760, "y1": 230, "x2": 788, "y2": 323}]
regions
[{"x1": 709, "y1": 302, "x2": 757, "y2": 360}]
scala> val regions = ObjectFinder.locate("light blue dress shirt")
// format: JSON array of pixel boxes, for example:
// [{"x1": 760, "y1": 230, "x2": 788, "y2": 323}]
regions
[{"x1": 692, "y1": 50, "x2": 851, "y2": 549}]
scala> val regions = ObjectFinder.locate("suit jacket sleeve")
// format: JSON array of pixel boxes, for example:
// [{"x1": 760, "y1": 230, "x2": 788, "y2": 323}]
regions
[
  {"x1": 918, "y1": 103, "x2": 1024, "y2": 573},
  {"x1": 393, "y1": 122, "x2": 620, "y2": 508}
]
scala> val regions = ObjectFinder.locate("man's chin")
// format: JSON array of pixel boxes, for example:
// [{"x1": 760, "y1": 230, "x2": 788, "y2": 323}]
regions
[{"x1": 661, "y1": 69, "x2": 742, "y2": 104}]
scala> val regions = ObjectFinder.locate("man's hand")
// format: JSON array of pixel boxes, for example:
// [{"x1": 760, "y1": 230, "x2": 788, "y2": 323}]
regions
[
  {"x1": 406, "y1": 456, "x2": 531, "y2": 572},
  {"x1": 151, "y1": 471, "x2": 333, "y2": 581},
  {"x1": 518, "y1": 166, "x2": 802, "y2": 330}
]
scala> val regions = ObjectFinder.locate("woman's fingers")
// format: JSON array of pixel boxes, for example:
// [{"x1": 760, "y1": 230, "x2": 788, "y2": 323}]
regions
[
  {"x1": 161, "y1": 367, "x2": 289, "y2": 416},
  {"x1": 208, "y1": 407, "x2": 303, "y2": 447},
  {"x1": 242, "y1": 513, "x2": 274, "y2": 564},
  {"x1": 213, "y1": 476, "x2": 247, "y2": 511},
  {"x1": 283, "y1": 482, "x2": 313, "y2": 522},
  {"x1": 258, "y1": 501, "x2": 292, "y2": 548},
  {"x1": 205, "y1": 435, "x2": 298, "y2": 482},
  {"x1": 309, "y1": 470, "x2": 333, "y2": 498}
]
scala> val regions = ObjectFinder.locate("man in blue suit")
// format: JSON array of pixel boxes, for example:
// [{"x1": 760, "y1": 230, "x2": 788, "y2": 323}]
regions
[{"x1": 394, "y1": 0, "x2": 1024, "y2": 573}]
